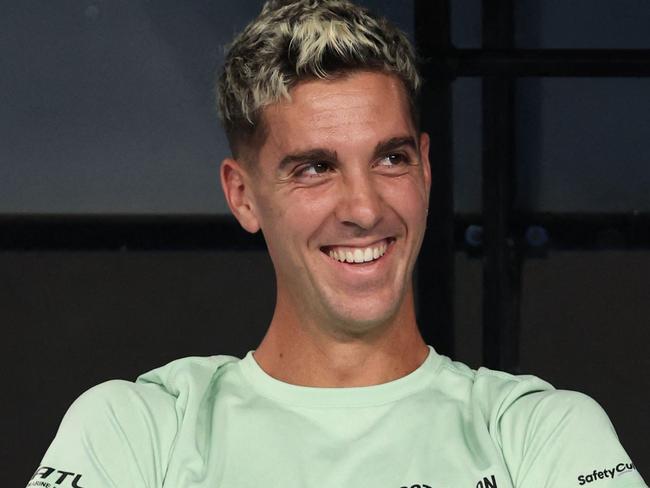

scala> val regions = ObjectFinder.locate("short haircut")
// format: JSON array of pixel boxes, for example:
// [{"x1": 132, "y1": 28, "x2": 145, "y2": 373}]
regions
[{"x1": 216, "y1": 0, "x2": 422, "y2": 162}]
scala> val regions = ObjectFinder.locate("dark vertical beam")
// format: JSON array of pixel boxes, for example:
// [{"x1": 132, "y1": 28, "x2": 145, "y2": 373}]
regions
[
  {"x1": 481, "y1": 0, "x2": 521, "y2": 371},
  {"x1": 415, "y1": 0, "x2": 455, "y2": 357}
]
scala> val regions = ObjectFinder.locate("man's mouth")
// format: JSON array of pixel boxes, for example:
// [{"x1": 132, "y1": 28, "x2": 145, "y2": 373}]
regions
[{"x1": 320, "y1": 238, "x2": 395, "y2": 264}]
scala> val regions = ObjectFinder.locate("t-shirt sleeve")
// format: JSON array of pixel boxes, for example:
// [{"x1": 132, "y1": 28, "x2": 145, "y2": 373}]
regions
[
  {"x1": 26, "y1": 380, "x2": 178, "y2": 488},
  {"x1": 498, "y1": 389, "x2": 647, "y2": 488}
]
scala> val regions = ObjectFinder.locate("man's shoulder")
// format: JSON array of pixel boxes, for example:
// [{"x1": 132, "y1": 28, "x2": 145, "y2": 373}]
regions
[
  {"x1": 443, "y1": 360, "x2": 609, "y2": 424},
  {"x1": 434, "y1": 356, "x2": 557, "y2": 416},
  {"x1": 498, "y1": 387, "x2": 616, "y2": 440},
  {"x1": 434, "y1": 359, "x2": 648, "y2": 487},
  {"x1": 62, "y1": 354, "x2": 241, "y2": 436},
  {"x1": 38, "y1": 354, "x2": 242, "y2": 484},
  {"x1": 135, "y1": 353, "x2": 241, "y2": 396}
]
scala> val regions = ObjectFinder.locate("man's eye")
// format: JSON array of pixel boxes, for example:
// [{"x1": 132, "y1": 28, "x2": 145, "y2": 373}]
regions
[
  {"x1": 296, "y1": 161, "x2": 332, "y2": 177},
  {"x1": 377, "y1": 153, "x2": 410, "y2": 167}
]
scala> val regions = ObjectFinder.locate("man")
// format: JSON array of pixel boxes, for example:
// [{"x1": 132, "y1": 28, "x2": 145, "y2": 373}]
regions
[{"x1": 28, "y1": 1, "x2": 645, "y2": 487}]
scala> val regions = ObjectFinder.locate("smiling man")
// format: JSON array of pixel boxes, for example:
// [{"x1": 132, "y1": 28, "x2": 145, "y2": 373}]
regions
[{"x1": 28, "y1": 1, "x2": 646, "y2": 488}]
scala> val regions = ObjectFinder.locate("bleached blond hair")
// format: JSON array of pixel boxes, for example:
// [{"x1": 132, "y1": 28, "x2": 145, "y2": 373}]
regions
[{"x1": 216, "y1": 0, "x2": 422, "y2": 160}]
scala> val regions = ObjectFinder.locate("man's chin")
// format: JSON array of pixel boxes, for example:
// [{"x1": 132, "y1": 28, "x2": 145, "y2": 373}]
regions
[{"x1": 321, "y1": 300, "x2": 402, "y2": 338}]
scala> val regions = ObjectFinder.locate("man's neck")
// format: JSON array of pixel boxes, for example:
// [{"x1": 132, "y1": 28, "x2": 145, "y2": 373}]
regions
[{"x1": 252, "y1": 303, "x2": 430, "y2": 388}]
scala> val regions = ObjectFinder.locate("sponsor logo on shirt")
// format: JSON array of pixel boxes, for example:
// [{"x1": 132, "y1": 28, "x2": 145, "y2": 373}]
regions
[
  {"x1": 398, "y1": 473, "x2": 498, "y2": 488},
  {"x1": 27, "y1": 466, "x2": 85, "y2": 488},
  {"x1": 577, "y1": 462, "x2": 637, "y2": 485},
  {"x1": 475, "y1": 475, "x2": 498, "y2": 488}
]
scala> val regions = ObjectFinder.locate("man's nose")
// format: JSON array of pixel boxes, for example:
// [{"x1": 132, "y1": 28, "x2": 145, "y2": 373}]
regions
[{"x1": 335, "y1": 171, "x2": 383, "y2": 230}]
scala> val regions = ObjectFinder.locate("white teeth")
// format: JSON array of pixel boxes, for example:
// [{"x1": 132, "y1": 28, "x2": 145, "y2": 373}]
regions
[
  {"x1": 364, "y1": 248, "x2": 373, "y2": 262},
  {"x1": 326, "y1": 240, "x2": 390, "y2": 264}
]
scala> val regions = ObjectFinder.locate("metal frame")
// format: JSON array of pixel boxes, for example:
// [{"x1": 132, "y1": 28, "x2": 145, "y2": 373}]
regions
[
  {"x1": 440, "y1": 49, "x2": 650, "y2": 77},
  {"x1": 414, "y1": 0, "x2": 650, "y2": 371},
  {"x1": 0, "y1": 215, "x2": 265, "y2": 251},
  {"x1": 480, "y1": 0, "x2": 520, "y2": 371},
  {"x1": 414, "y1": 0, "x2": 455, "y2": 358}
]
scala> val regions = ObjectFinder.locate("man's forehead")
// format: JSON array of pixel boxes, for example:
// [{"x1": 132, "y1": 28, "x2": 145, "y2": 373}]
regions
[{"x1": 259, "y1": 72, "x2": 415, "y2": 153}]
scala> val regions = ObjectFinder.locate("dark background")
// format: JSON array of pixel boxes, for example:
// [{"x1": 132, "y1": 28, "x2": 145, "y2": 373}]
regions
[{"x1": 2, "y1": 1, "x2": 649, "y2": 486}]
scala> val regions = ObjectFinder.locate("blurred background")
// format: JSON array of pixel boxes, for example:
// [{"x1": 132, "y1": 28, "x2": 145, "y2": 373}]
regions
[{"x1": 1, "y1": 0, "x2": 649, "y2": 485}]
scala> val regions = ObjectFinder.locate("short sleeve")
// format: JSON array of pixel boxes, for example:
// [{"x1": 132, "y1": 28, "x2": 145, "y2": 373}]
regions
[
  {"x1": 498, "y1": 389, "x2": 647, "y2": 488},
  {"x1": 26, "y1": 380, "x2": 178, "y2": 488}
]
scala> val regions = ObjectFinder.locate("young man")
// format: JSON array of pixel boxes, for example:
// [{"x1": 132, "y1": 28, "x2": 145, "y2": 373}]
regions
[{"x1": 29, "y1": 1, "x2": 645, "y2": 487}]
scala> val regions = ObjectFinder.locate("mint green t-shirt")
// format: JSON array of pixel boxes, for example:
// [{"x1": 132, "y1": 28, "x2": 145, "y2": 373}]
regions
[{"x1": 28, "y1": 346, "x2": 646, "y2": 488}]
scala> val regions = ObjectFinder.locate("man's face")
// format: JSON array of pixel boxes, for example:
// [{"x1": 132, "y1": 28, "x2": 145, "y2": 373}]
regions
[{"x1": 229, "y1": 71, "x2": 430, "y2": 336}]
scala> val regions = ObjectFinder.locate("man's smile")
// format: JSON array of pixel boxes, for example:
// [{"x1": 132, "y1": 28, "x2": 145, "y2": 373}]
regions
[{"x1": 320, "y1": 237, "x2": 396, "y2": 264}]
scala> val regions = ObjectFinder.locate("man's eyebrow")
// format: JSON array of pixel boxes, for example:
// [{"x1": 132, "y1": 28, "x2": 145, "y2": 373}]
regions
[
  {"x1": 276, "y1": 136, "x2": 417, "y2": 173},
  {"x1": 374, "y1": 136, "x2": 418, "y2": 156},
  {"x1": 277, "y1": 148, "x2": 338, "y2": 173}
]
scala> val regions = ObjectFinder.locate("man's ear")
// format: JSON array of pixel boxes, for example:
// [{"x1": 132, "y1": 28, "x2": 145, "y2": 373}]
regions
[
  {"x1": 418, "y1": 132, "x2": 432, "y2": 203},
  {"x1": 220, "y1": 158, "x2": 261, "y2": 233}
]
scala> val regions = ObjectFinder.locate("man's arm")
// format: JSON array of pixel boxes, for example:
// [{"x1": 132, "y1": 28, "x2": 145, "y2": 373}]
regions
[
  {"x1": 27, "y1": 380, "x2": 177, "y2": 488},
  {"x1": 497, "y1": 389, "x2": 646, "y2": 488}
]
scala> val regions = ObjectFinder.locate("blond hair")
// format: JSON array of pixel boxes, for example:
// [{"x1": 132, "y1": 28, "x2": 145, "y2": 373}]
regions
[{"x1": 216, "y1": 0, "x2": 421, "y2": 160}]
